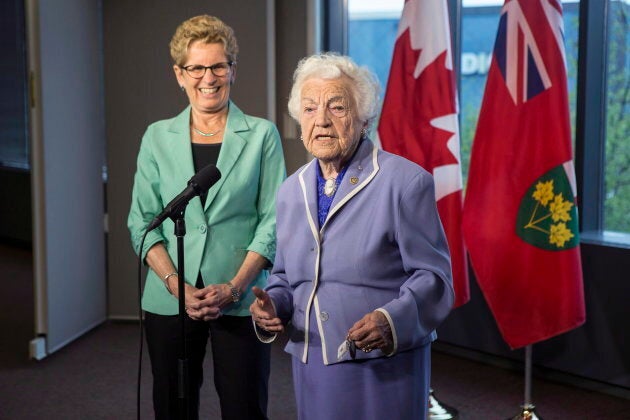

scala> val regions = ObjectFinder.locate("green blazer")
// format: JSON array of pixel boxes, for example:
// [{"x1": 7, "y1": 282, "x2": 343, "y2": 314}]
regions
[{"x1": 128, "y1": 102, "x2": 286, "y2": 316}]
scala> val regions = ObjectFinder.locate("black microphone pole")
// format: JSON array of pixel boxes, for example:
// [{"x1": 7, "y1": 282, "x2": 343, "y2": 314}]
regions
[
  {"x1": 174, "y1": 208, "x2": 189, "y2": 420},
  {"x1": 144, "y1": 164, "x2": 220, "y2": 420}
]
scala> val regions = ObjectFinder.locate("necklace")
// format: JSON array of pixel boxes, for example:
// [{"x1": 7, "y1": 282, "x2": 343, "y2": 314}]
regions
[
  {"x1": 324, "y1": 178, "x2": 337, "y2": 197},
  {"x1": 193, "y1": 126, "x2": 221, "y2": 137}
]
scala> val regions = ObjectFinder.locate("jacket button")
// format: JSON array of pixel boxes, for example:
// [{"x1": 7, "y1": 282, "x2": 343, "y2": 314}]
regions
[
  {"x1": 320, "y1": 311, "x2": 329, "y2": 322},
  {"x1": 198, "y1": 224, "x2": 207, "y2": 234}
]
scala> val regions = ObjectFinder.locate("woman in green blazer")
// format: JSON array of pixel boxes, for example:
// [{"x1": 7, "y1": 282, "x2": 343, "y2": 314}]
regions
[{"x1": 127, "y1": 15, "x2": 285, "y2": 420}]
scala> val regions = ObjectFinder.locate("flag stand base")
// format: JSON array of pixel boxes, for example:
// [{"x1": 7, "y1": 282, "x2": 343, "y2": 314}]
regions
[
  {"x1": 428, "y1": 389, "x2": 459, "y2": 419},
  {"x1": 507, "y1": 404, "x2": 542, "y2": 420}
]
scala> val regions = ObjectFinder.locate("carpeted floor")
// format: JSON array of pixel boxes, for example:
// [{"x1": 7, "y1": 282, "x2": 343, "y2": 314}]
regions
[{"x1": 1, "y1": 243, "x2": 628, "y2": 419}]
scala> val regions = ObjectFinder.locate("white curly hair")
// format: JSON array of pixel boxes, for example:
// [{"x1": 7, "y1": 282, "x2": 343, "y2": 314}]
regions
[{"x1": 287, "y1": 52, "x2": 381, "y2": 129}]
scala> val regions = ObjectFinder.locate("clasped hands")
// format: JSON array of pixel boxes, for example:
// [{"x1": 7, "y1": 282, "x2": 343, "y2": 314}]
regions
[
  {"x1": 249, "y1": 287, "x2": 394, "y2": 354},
  {"x1": 172, "y1": 282, "x2": 234, "y2": 321}
]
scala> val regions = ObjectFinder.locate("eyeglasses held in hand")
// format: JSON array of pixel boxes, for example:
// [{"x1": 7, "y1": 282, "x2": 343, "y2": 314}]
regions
[
  {"x1": 180, "y1": 61, "x2": 234, "y2": 79},
  {"x1": 346, "y1": 337, "x2": 357, "y2": 359}
]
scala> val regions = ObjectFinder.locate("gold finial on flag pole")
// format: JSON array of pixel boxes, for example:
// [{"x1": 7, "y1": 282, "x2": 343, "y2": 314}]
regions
[{"x1": 509, "y1": 404, "x2": 542, "y2": 420}]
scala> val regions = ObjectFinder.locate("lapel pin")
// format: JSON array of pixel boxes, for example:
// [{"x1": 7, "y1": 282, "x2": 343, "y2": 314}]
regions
[{"x1": 350, "y1": 177, "x2": 359, "y2": 185}]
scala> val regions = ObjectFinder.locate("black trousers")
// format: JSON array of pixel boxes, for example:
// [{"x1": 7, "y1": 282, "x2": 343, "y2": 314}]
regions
[{"x1": 144, "y1": 311, "x2": 271, "y2": 420}]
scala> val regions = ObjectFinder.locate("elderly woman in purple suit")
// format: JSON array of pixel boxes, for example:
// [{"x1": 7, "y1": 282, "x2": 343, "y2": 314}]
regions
[{"x1": 249, "y1": 52, "x2": 454, "y2": 419}]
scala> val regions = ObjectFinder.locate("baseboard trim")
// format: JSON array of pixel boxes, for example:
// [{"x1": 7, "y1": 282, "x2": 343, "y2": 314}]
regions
[{"x1": 432, "y1": 341, "x2": 630, "y2": 401}]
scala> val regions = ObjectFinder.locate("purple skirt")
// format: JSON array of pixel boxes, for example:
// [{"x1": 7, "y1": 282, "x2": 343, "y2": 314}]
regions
[{"x1": 291, "y1": 333, "x2": 430, "y2": 419}]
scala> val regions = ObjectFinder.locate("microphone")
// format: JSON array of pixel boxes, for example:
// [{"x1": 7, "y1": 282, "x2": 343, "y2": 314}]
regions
[{"x1": 146, "y1": 164, "x2": 221, "y2": 232}]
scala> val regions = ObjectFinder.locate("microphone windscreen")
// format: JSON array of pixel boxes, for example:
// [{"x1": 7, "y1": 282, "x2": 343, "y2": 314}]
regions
[{"x1": 192, "y1": 164, "x2": 222, "y2": 194}]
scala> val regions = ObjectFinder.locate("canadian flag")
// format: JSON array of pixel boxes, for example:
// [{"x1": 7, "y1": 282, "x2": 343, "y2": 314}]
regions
[{"x1": 378, "y1": 0, "x2": 470, "y2": 307}]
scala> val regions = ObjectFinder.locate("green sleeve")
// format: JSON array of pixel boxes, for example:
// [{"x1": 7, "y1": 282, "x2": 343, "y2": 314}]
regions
[
  {"x1": 247, "y1": 124, "x2": 286, "y2": 264},
  {"x1": 127, "y1": 127, "x2": 166, "y2": 262}
]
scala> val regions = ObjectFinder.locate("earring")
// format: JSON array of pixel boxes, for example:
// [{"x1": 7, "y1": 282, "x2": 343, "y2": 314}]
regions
[
  {"x1": 360, "y1": 128, "x2": 367, "y2": 138},
  {"x1": 180, "y1": 86, "x2": 185, "y2": 92}
]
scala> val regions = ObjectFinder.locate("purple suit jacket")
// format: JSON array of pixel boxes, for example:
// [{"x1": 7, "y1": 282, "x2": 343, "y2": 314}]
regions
[{"x1": 264, "y1": 139, "x2": 454, "y2": 365}]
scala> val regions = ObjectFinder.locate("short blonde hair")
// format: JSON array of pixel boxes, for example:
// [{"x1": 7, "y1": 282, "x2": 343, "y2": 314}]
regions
[
  {"x1": 287, "y1": 52, "x2": 380, "y2": 127},
  {"x1": 169, "y1": 15, "x2": 239, "y2": 66}
]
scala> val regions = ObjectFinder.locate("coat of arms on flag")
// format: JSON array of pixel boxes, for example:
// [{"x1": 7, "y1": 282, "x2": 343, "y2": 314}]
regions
[{"x1": 516, "y1": 164, "x2": 580, "y2": 251}]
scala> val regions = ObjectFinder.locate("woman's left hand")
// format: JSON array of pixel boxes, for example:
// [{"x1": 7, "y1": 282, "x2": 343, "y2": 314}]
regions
[{"x1": 347, "y1": 311, "x2": 394, "y2": 355}]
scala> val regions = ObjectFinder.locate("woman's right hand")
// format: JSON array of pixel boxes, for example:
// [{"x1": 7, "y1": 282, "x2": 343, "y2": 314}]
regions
[{"x1": 250, "y1": 287, "x2": 284, "y2": 333}]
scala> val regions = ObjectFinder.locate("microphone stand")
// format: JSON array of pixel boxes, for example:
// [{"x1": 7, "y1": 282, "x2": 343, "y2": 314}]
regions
[
  {"x1": 174, "y1": 208, "x2": 189, "y2": 420},
  {"x1": 143, "y1": 164, "x2": 219, "y2": 419}
]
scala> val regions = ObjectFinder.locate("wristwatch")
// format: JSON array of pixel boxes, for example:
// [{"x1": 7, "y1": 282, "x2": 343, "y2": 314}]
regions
[{"x1": 227, "y1": 281, "x2": 241, "y2": 303}]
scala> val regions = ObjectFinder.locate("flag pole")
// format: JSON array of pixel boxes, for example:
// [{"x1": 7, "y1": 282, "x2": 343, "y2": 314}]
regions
[{"x1": 508, "y1": 345, "x2": 542, "y2": 420}]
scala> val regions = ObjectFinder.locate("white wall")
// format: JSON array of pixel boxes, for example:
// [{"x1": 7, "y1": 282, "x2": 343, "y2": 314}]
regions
[{"x1": 28, "y1": 0, "x2": 107, "y2": 354}]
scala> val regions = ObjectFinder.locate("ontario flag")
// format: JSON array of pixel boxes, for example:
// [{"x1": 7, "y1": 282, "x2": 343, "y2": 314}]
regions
[
  {"x1": 462, "y1": 0, "x2": 585, "y2": 349},
  {"x1": 379, "y1": 0, "x2": 470, "y2": 307}
]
